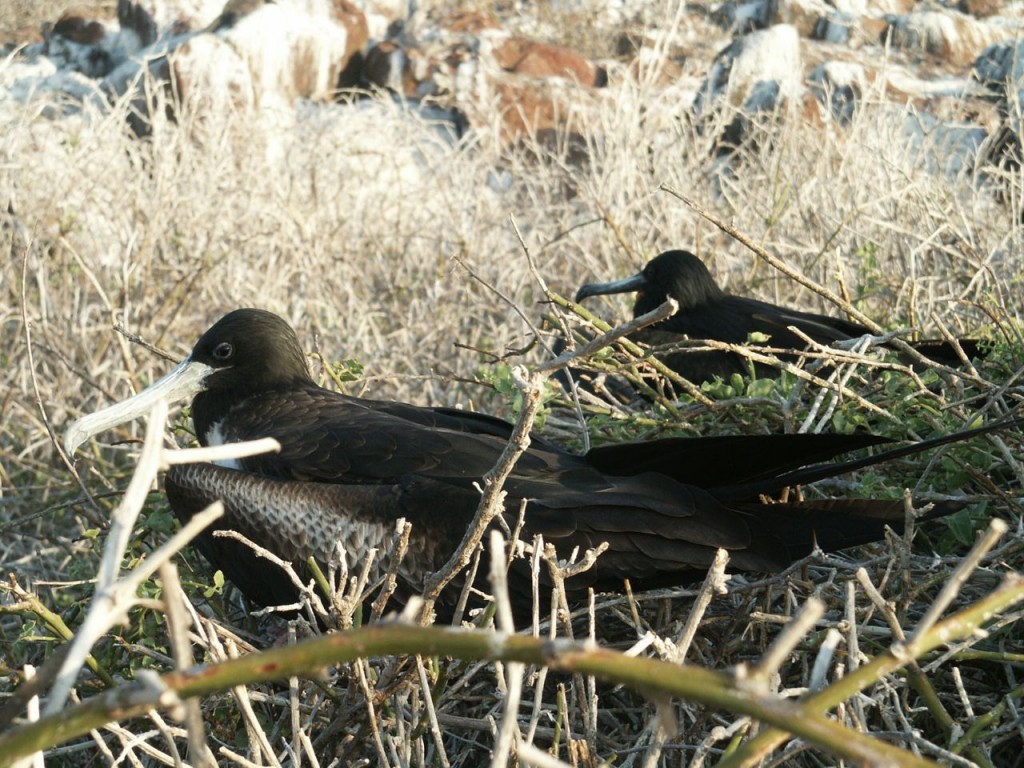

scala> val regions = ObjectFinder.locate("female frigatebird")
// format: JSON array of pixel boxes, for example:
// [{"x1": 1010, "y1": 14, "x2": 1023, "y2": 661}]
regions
[
  {"x1": 576, "y1": 249, "x2": 984, "y2": 385},
  {"x1": 65, "y1": 309, "x2": 998, "y2": 618}
]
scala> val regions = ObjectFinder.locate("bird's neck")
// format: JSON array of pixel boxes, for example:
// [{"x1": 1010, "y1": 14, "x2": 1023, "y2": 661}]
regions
[
  {"x1": 192, "y1": 389, "x2": 237, "y2": 447},
  {"x1": 192, "y1": 377, "x2": 314, "y2": 446},
  {"x1": 669, "y1": 279, "x2": 725, "y2": 311}
]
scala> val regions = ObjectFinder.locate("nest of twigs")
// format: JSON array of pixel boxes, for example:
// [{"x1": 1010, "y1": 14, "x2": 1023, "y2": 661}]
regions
[{"x1": 3, "y1": 307, "x2": 1024, "y2": 767}]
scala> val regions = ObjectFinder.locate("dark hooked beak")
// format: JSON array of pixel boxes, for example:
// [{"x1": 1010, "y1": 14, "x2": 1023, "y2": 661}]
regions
[{"x1": 575, "y1": 272, "x2": 647, "y2": 303}]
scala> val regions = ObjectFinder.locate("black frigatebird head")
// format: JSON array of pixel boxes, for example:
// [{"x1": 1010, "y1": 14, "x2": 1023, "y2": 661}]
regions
[
  {"x1": 64, "y1": 308, "x2": 310, "y2": 454},
  {"x1": 575, "y1": 250, "x2": 726, "y2": 316}
]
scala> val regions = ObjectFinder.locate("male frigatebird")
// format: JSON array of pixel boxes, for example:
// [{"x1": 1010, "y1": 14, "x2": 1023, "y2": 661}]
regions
[
  {"x1": 575, "y1": 250, "x2": 984, "y2": 385},
  {"x1": 65, "y1": 309, "x2": 1000, "y2": 618}
]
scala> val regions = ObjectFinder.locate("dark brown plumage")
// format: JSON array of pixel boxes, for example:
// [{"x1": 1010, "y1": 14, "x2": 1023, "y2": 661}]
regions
[
  {"x1": 65, "y1": 309, "x2": 1001, "y2": 620},
  {"x1": 575, "y1": 249, "x2": 985, "y2": 385}
]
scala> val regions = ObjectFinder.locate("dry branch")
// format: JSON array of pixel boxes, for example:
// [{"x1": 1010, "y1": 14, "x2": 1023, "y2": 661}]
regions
[{"x1": 9, "y1": 597, "x2": 1022, "y2": 768}]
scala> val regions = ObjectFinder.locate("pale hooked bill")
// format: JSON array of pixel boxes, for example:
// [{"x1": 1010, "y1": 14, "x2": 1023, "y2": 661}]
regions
[{"x1": 64, "y1": 357, "x2": 214, "y2": 456}]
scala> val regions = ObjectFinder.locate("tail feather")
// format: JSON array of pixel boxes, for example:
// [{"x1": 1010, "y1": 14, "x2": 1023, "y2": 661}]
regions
[
  {"x1": 910, "y1": 338, "x2": 986, "y2": 367},
  {"x1": 736, "y1": 497, "x2": 967, "y2": 563},
  {"x1": 586, "y1": 432, "x2": 891, "y2": 487},
  {"x1": 709, "y1": 417, "x2": 1022, "y2": 501}
]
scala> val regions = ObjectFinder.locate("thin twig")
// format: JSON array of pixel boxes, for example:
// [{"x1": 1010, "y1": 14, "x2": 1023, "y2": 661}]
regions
[
  {"x1": 421, "y1": 366, "x2": 547, "y2": 616},
  {"x1": 905, "y1": 518, "x2": 1008, "y2": 648},
  {"x1": 489, "y1": 531, "x2": 523, "y2": 768},
  {"x1": 44, "y1": 401, "x2": 171, "y2": 715},
  {"x1": 162, "y1": 438, "x2": 281, "y2": 466},
  {"x1": 159, "y1": 561, "x2": 213, "y2": 767},
  {"x1": 112, "y1": 322, "x2": 179, "y2": 363},
  {"x1": 670, "y1": 548, "x2": 728, "y2": 664},
  {"x1": 452, "y1": 253, "x2": 551, "y2": 357},
  {"x1": 370, "y1": 521, "x2": 413, "y2": 623},
  {"x1": 536, "y1": 299, "x2": 679, "y2": 375},
  {"x1": 745, "y1": 597, "x2": 826, "y2": 690},
  {"x1": 212, "y1": 529, "x2": 328, "y2": 622},
  {"x1": 415, "y1": 656, "x2": 450, "y2": 768}
]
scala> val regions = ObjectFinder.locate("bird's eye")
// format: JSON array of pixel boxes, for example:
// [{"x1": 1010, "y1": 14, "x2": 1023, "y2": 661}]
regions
[{"x1": 212, "y1": 342, "x2": 234, "y2": 361}]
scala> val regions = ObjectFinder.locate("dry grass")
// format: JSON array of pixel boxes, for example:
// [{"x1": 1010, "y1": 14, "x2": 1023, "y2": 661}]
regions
[
  {"x1": 2, "y1": 2, "x2": 1024, "y2": 766},
  {"x1": 0, "y1": 2, "x2": 117, "y2": 44}
]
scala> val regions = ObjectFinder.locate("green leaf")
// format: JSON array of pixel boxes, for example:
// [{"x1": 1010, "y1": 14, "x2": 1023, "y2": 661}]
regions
[
  {"x1": 746, "y1": 378, "x2": 777, "y2": 398},
  {"x1": 701, "y1": 378, "x2": 736, "y2": 398},
  {"x1": 945, "y1": 509, "x2": 976, "y2": 547},
  {"x1": 144, "y1": 508, "x2": 176, "y2": 536},
  {"x1": 203, "y1": 570, "x2": 226, "y2": 599},
  {"x1": 331, "y1": 358, "x2": 365, "y2": 382}
]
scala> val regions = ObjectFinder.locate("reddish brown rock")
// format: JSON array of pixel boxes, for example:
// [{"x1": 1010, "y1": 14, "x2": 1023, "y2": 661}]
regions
[
  {"x1": 485, "y1": 77, "x2": 594, "y2": 157},
  {"x1": 332, "y1": 0, "x2": 369, "y2": 89},
  {"x1": 962, "y1": 0, "x2": 1003, "y2": 18},
  {"x1": 491, "y1": 35, "x2": 606, "y2": 87},
  {"x1": 858, "y1": 16, "x2": 889, "y2": 44},
  {"x1": 332, "y1": 0, "x2": 369, "y2": 62}
]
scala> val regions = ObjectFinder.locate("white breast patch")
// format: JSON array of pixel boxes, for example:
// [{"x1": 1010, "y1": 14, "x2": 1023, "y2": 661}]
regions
[{"x1": 205, "y1": 421, "x2": 244, "y2": 470}]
